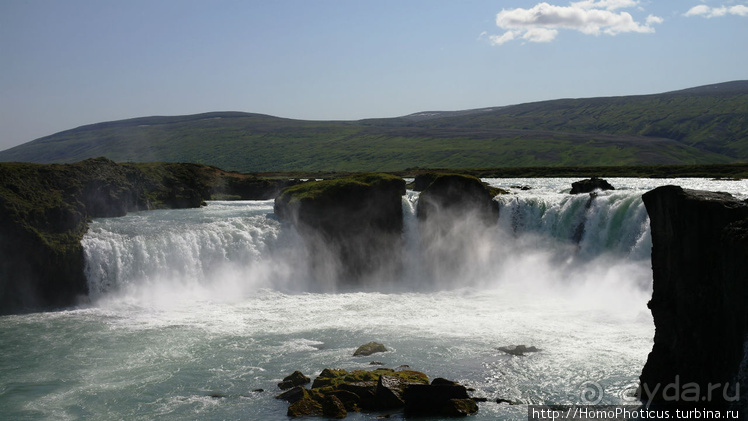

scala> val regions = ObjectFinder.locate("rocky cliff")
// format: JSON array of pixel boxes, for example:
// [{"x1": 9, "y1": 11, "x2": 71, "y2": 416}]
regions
[
  {"x1": 0, "y1": 158, "x2": 295, "y2": 315},
  {"x1": 274, "y1": 173, "x2": 406, "y2": 286},
  {"x1": 640, "y1": 185, "x2": 748, "y2": 408}
]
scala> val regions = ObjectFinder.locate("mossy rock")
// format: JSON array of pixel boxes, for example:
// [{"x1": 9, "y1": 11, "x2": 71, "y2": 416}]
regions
[
  {"x1": 298, "y1": 367, "x2": 431, "y2": 416},
  {"x1": 273, "y1": 173, "x2": 406, "y2": 284},
  {"x1": 279, "y1": 370, "x2": 311, "y2": 390},
  {"x1": 353, "y1": 342, "x2": 388, "y2": 357},
  {"x1": 0, "y1": 158, "x2": 291, "y2": 315}
]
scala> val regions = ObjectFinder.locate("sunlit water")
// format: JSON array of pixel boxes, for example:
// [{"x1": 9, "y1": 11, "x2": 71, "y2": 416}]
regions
[{"x1": 1, "y1": 178, "x2": 746, "y2": 420}]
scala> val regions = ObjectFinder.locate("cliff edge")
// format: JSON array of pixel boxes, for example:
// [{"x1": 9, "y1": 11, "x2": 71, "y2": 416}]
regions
[
  {"x1": 0, "y1": 158, "x2": 295, "y2": 315},
  {"x1": 640, "y1": 185, "x2": 748, "y2": 408}
]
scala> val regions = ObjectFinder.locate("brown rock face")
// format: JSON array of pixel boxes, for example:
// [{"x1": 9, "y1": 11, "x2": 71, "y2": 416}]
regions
[{"x1": 639, "y1": 185, "x2": 748, "y2": 409}]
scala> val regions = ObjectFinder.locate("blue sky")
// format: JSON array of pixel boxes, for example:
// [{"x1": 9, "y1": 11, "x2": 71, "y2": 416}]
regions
[{"x1": 1, "y1": 0, "x2": 747, "y2": 150}]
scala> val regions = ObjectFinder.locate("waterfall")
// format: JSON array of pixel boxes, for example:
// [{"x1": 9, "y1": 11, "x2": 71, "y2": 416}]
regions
[
  {"x1": 82, "y1": 187, "x2": 654, "y2": 303},
  {"x1": 495, "y1": 191, "x2": 651, "y2": 260}
]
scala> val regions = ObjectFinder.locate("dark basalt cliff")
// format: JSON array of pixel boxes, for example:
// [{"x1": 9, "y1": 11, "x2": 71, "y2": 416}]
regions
[
  {"x1": 274, "y1": 173, "x2": 406, "y2": 285},
  {"x1": 0, "y1": 158, "x2": 295, "y2": 315},
  {"x1": 640, "y1": 185, "x2": 748, "y2": 408}
]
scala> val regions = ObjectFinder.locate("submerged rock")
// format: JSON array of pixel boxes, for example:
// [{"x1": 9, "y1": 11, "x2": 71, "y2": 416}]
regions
[
  {"x1": 498, "y1": 344, "x2": 541, "y2": 356},
  {"x1": 353, "y1": 342, "x2": 388, "y2": 357},
  {"x1": 569, "y1": 177, "x2": 614, "y2": 194}
]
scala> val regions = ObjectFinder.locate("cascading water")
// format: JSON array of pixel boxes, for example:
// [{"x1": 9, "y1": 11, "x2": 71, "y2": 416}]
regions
[{"x1": 2, "y1": 178, "x2": 746, "y2": 420}]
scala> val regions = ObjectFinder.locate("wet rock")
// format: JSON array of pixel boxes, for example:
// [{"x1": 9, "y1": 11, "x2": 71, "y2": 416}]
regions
[
  {"x1": 354, "y1": 342, "x2": 388, "y2": 357},
  {"x1": 570, "y1": 177, "x2": 614, "y2": 194},
  {"x1": 287, "y1": 394, "x2": 323, "y2": 418},
  {"x1": 403, "y1": 380, "x2": 476, "y2": 417},
  {"x1": 329, "y1": 390, "x2": 361, "y2": 412},
  {"x1": 274, "y1": 173, "x2": 406, "y2": 285},
  {"x1": 498, "y1": 345, "x2": 540, "y2": 356},
  {"x1": 278, "y1": 370, "x2": 311, "y2": 390},
  {"x1": 416, "y1": 173, "x2": 499, "y2": 225},
  {"x1": 431, "y1": 378, "x2": 459, "y2": 386},
  {"x1": 376, "y1": 375, "x2": 407, "y2": 409},
  {"x1": 281, "y1": 367, "x2": 431, "y2": 417},
  {"x1": 322, "y1": 395, "x2": 348, "y2": 419},
  {"x1": 276, "y1": 386, "x2": 307, "y2": 403},
  {"x1": 311, "y1": 368, "x2": 350, "y2": 389}
]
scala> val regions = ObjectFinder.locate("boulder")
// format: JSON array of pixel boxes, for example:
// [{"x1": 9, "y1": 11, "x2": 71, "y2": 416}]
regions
[
  {"x1": 375, "y1": 374, "x2": 407, "y2": 409},
  {"x1": 416, "y1": 173, "x2": 499, "y2": 225},
  {"x1": 287, "y1": 394, "x2": 323, "y2": 418},
  {"x1": 278, "y1": 370, "x2": 311, "y2": 390},
  {"x1": 639, "y1": 186, "x2": 748, "y2": 409},
  {"x1": 274, "y1": 173, "x2": 406, "y2": 285},
  {"x1": 321, "y1": 395, "x2": 347, "y2": 419},
  {"x1": 570, "y1": 177, "x2": 614, "y2": 194},
  {"x1": 275, "y1": 386, "x2": 307, "y2": 403},
  {"x1": 353, "y1": 342, "x2": 387, "y2": 357},
  {"x1": 403, "y1": 380, "x2": 477, "y2": 417}
]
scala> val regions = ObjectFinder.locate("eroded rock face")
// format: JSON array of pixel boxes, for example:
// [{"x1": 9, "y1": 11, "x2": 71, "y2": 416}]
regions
[
  {"x1": 274, "y1": 173, "x2": 406, "y2": 285},
  {"x1": 639, "y1": 185, "x2": 748, "y2": 408},
  {"x1": 0, "y1": 158, "x2": 292, "y2": 315}
]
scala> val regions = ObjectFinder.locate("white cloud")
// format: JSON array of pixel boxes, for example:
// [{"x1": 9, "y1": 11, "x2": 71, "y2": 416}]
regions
[
  {"x1": 570, "y1": 0, "x2": 640, "y2": 10},
  {"x1": 523, "y1": 27, "x2": 559, "y2": 42},
  {"x1": 684, "y1": 4, "x2": 748, "y2": 18},
  {"x1": 646, "y1": 14, "x2": 664, "y2": 25},
  {"x1": 489, "y1": 31, "x2": 517, "y2": 46},
  {"x1": 489, "y1": 1, "x2": 662, "y2": 45}
]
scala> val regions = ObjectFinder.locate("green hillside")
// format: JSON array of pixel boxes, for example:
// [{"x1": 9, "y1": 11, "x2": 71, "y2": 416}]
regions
[{"x1": 1, "y1": 81, "x2": 746, "y2": 172}]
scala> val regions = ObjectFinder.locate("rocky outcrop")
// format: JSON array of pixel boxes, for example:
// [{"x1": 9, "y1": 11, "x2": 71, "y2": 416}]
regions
[
  {"x1": 279, "y1": 371, "x2": 311, "y2": 390},
  {"x1": 415, "y1": 173, "x2": 501, "y2": 284},
  {"x1": 570, "y1": 177, "x2": 614, "y2": 194},
  {"x1": 276, "y1": 367, "x2": 477, "y2": 418},
  {"x1": 0, "y1": 158, "x2": 296, "y2": 315},
  {"x1": 274, "y1": 173, "x2": 406, "y2": 285},
  {"x1": 404, "y1": 380, "x2": 479, "y2": 417},
  {"x1": 416, "y1": 173, "x2": 500, "y2": 224},
  {"x1": 639, "y1": 185, "x2": 748, "y2": 408}
]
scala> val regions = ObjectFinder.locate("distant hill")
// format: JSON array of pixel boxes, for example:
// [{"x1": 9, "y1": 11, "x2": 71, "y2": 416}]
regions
[{"x1": 1, "y1": 81, "x2": 746, "y2": 172}]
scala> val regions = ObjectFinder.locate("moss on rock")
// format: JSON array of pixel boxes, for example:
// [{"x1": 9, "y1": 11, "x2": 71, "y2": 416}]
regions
[
  {"x1": 353, "y1": 342, "x2": 388, "y2": 357},
  {"x1": 274, "y1": 173, "x2": 406, "y2": 285},
  {"x1": 0, "y1": 158, "x2": 296, "y2": 315}
]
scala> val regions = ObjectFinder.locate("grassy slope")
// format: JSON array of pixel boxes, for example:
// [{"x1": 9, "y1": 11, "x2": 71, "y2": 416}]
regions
[{"x1": 0, "y1": 82, "x2": 746, "y2": 172}]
